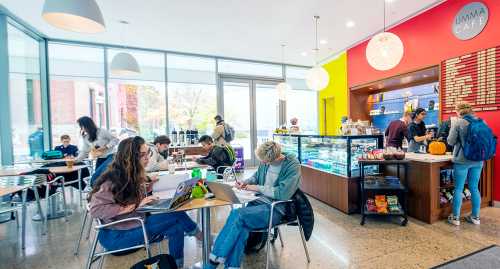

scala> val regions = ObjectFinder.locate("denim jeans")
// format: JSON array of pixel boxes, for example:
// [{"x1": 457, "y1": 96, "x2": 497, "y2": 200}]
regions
[
  {"x1": 98, "y1": 211, "x2": 198, "y2": 267},
  {"x1": 452, "y1": 161, "x2": 483, "y2": 218},
  {"x1": 208, "y1": 201, "x2": 286, "y2": 269}
]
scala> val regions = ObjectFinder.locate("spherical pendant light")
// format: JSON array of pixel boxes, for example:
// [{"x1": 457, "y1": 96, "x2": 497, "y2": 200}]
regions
[
  {"x1": 42, "y1": 0, "x2": 105, "y2": 33},
  {"x1": 306, "y1": 66, "x2": 329, "y2": 91},
  {"x1": 366, "y1": 31, "x2": 404, "y2": 71},
  {"x1": 276, "y1": 82, "x2": 291, "y2": 101},
  {"x1": 110, "y1": 52, "x2": 141, "y2": 75}
]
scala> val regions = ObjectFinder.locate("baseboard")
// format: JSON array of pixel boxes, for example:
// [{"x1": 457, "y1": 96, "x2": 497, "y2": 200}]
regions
[{"x1": 493, "y1": 201, "x2": 500, "y2": 208}]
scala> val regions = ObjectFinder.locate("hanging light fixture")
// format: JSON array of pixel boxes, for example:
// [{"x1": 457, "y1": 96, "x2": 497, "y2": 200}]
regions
[
  {"x1": 366, "y1": 0, "x2": 404, "y2": 71},
  {"x1": 306, "y1": 15, "x2": 329, "y2": 91},
  {"x1": 110, "y1": 21, "x2": 141, "y2": 75},
  {"x1": 42, "y1": 0, "x2": 105, "y2": 33},
  {"x1": 276, "y1": 44, "x2": 291, "y2": 101}
]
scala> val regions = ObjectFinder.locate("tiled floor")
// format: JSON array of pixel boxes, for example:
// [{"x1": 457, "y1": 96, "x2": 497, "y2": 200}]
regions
[{"x1": 1, "y1": 188, "x2": 499, "y2": 269}]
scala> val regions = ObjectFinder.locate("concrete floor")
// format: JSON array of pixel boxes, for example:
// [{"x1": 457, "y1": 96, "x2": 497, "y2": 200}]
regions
[{"x1": 1, "y1": 188, "x2": 500, "y2": 269}]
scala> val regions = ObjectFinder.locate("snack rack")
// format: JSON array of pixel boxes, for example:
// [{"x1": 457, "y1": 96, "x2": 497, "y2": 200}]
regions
[{"x1": 359, "y1": 159, "x2": 409, "y2": 226}]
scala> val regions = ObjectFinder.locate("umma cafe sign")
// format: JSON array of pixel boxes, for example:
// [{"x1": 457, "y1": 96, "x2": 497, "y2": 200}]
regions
[{"x1": 453, "y1": 2, "x2": 489, "y2": 40}]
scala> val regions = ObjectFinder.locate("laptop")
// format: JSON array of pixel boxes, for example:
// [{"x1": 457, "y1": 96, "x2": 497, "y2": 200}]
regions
[
  {"x1": 138, "y1": 178, "x2": 198, "y2": 212},
  {"x1": 207, "y1": 182, "x2": 258, "y2": 204}
]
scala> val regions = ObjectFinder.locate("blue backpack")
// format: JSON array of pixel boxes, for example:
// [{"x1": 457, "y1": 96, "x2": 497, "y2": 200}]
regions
[{"x1": 460, "y1": 115, "x2": 497, "y2": 161}]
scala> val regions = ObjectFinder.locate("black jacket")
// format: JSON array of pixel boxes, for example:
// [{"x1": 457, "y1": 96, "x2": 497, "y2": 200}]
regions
[
  {"x1": 196, "y1": 145, "x2": 233, "y2": 172},
  {"x1": 289, "y1": 189, "x2": 314, "y2": 241}
]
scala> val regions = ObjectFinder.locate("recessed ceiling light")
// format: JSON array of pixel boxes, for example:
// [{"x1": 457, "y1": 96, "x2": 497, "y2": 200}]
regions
[
  {"x1": 320, "y1": 39, "x2": 328, "y2": 45},
  {"x1": 385, "y1": 0, "x2": 397, "y2": 3},
  {"x1": 301, "y1": 51, "x2": 308, "y2": 56},
  {"x1": 346, "y1": 20, "x2": 356, "y2": 28}
]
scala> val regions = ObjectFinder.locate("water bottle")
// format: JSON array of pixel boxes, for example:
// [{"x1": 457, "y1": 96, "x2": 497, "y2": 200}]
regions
[
  {"x1": 171, "y1": 128, "x2": 178, "y2": 146},
  {"x1": 179, "y1": 129, "x2": 185, "y2": 146}
]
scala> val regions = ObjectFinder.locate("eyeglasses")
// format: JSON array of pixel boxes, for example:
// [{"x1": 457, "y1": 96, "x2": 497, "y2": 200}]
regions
[{"x1": 139, "y1": 149, "x2": 151, "y2": 159}]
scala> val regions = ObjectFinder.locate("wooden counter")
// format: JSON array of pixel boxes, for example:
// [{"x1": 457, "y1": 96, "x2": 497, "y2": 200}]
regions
[
  {"x1": 388, "y1": 153, "x2": 493, "y2": 224},
  {"x1": 300, "y1": 165, "x2": 359, "y2": 214}
]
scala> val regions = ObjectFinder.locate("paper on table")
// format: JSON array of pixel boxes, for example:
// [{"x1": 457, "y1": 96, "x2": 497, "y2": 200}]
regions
[
  {"x1": 152, "y1": 173, "x2": 190, "y2": 192},
  {"x1": 233, "y1": 187, "x2": 259, "y2": 203}
]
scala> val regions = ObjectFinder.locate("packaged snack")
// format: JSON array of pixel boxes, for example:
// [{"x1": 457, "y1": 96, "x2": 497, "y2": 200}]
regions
[
  {"x1": 389, "y1": 204, "x2": 400, "y2": 213},
  {"x1": 366, "y1": 199, "x2": 377, "y2": 212},
  {"x1": 445, "y1": 191, "x2": 453, "y2": 201},
  {"x1": 387, "y1": 195, "x2": 399, "y2": 205},
  {"x1": 464, "y1": 188, "x2": 471, "y2": 200},
  {"x1": 440, "y1": 193, "x2": 448, "y2": 205},
  {"x1": 375, "y1": 195, "x2": 386, "y2": 202}
]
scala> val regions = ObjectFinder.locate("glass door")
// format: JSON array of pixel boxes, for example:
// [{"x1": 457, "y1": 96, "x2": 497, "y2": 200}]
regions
[{"x1": 221, "y1": 77, "x2": 281, "y2": 166}]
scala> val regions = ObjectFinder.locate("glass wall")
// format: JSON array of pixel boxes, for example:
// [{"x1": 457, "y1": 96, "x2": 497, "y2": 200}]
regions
[
  {"x1": 107, "y1": 49, "x2": 166, "y2": 142},
  {"x1": 286, "y1": 66, "x2": 318, "y2": 134},
  {"x1": 48, "y1": 43, "x2": 105, "y2": 148},
  {"x1": 167, "y1": 54, "x2": 216, "y2": 136},
  {"x1": 7, "y1": 24, "x2": 42, "y2": 162},
  {"x1": 218, "y1": 59, "x2": 283, "y2": 78}
]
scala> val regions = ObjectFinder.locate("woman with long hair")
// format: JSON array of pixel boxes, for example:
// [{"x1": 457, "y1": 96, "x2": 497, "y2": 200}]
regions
[
  {"x1": 89, "y1": 136, "x2": 200, "y2": 268},
  {"x1": 76, "y1": 116, "x2": 118, "y2": 169}
]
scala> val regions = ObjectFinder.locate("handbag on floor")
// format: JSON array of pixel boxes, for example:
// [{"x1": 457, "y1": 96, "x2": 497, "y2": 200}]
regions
[{"x1": 130, "y1": 254, "x2": 177, "y2": 269}]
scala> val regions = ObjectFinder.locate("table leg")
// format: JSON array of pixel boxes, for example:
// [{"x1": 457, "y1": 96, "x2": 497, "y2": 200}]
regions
[
  {"x1": 78, "y1": 169, "x2": 82, "y2": 207},
  {"x1": 192, "y1": 207, "x2": 212, "y2": 269},
  {"x1": 21, "y1": 189, "x2": 27, "y2": 250}
]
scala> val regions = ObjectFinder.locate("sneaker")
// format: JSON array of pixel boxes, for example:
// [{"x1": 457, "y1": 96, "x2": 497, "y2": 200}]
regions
[
  {"x1": 464, "y1": 215, "x2": 480, "y2": 225},
  {"x1": 448, "y1": 215, "x2": 460, "y2": 226}
]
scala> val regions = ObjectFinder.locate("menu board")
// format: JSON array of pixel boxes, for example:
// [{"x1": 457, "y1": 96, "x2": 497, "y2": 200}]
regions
[{"x1": 440, "y1": 46, "x2": 500, "y2": 116}]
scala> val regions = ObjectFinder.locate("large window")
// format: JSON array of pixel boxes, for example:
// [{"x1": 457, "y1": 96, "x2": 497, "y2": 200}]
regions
[
  {"x1": 48, "y1": 43, "x2": 105, "y2": 148},
  {"x1": 218, "y1": 59, "x2": 282, "y2": 78},
  {"x1": 286, "y1": 66, "x2": 318, "y2": 134},
  {"x1": 8, "y1": 24, "x2": 42, "y2": 162},
  {"x1": 167, "y1": 54, "x2": 216, "y2": 136},
  {"x1": 108, "y1": 49, "x2": 166, "y2": 142}
]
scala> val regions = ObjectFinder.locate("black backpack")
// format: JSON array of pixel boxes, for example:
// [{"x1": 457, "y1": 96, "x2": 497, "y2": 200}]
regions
[{"x1": 130, "y1": 254, "x2": 177, "y2": 269}]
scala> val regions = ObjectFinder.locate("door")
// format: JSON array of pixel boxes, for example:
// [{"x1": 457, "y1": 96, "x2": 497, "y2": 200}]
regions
[{"x1": 221, "y1": 77, "x2": 281, "y2": 166}]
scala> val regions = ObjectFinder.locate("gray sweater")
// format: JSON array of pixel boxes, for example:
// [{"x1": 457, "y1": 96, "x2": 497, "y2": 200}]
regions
[{"x1": 447, "y1": 117, "x2": 482, "y2": 165}]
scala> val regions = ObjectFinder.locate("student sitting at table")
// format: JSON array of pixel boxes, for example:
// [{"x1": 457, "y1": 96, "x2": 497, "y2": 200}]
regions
[
  {"x1": 207, "y1": 141, "x2": 300, "y2": 269},
  {"x1": 145, "y1": 135, "x2": 171, "y2": 172},
  {"x1": 89, "y1": 136, "x2": 201, "y2": 268},
  {"x1": 54, "y1": 134, "x2": 79, "y2": 157},
  {"x1": 195, "y1": 135, "x2": 234, "y2": 174},
  {"x1": 75, "y1": 116, "x2": 119, "y2": 170}
]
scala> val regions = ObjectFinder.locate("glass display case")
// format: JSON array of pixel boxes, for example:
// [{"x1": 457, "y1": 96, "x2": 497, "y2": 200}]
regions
[
  {"x1": 300, "y1": 135, "x2": 383, "y2": 177},
  {"x1": 273, "y1": 134, "x2": 300, "y2": 160}
]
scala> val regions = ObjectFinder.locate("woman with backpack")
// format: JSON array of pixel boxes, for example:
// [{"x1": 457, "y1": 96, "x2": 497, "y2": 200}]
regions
[{"x1": 447, "y1": 102, "x2": 492, "y2": 226}]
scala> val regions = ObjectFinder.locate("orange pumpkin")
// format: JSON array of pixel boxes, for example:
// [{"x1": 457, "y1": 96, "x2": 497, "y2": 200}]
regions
[{"x1": 429, "y1": 141, "x2": 446, "y2": 155}]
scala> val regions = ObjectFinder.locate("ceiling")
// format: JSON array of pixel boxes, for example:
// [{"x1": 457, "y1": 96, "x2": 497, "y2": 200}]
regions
[{"x1": 0, "y1": 0, "x2": 444, "y2": 66}]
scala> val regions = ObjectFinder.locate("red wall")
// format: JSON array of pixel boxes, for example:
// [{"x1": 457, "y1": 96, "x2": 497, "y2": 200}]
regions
[{"x1": 347, "y1": 0, "x2": 500, "y2": 201}]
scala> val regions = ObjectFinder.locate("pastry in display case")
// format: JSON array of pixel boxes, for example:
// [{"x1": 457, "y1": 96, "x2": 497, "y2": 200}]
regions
[{"x1": 300, "y1": 135, "x2": 383, "y2": 177}]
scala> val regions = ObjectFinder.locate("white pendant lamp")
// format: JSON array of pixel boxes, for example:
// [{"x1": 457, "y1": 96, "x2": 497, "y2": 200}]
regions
[
  {"x1": 110, "y1": 21, "x2": 141, "y2": 75},
  {"x1": 306, "y1": 16, "x2": 329, "y2": 91},
  {"x1": 276, "y1": 44, "x2": 292, "y2": 101},
  {"x1": 276, "y1": 82, "x2": 291, "y2": 101},
  {"x1": 366, "y1": 0, "x2": 404, "y2": 71},
  {"x1": 42, "y1": 0, "x2": 105, "y2": 33},
  {"x1": 110, "y1": 52, "x2": 141, "y2": 75}
]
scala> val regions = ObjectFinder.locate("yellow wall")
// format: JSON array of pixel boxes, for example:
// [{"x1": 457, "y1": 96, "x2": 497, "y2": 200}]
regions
[{"x1": 318, "y1": 52, "x2": 348, "y2": 135}]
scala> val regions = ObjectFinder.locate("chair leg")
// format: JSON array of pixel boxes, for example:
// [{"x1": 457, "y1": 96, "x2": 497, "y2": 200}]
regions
[
  {"x1": 74, "y1": 210, "x2": 89, "y2": 255},
  {"x1": 277, "y1": 227, "x2": 284, "y2": 248},
  {"x1": 98, "y1": 255, "x2": 105, "y2": 269},
  {"x1": 85, "y1": 217, "x2": 94, "y2": 240},
  {"x1": 298, "y1": 223, "x2": 310, "y2": 263},
  {"x1": 44, "y1": 186, "x2": 51, "y2": 235},
  {"x1": 33, "y1": 187, "x2": 44, "y2": 224},
  {"x1": 85, "y1": 230, "x2": 99, "y2": 269},
  {"x1": 265, "y1": 225, "x2": 274, "y2": 269},
  {"x1": 14, "y1": 210, "x2": 19, "y2": 228},
  {"x1": 61, "y1": 185, "x2": 68, "y2": 222}
]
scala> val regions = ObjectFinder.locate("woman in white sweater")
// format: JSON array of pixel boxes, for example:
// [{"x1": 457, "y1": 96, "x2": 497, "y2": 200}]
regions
[{"x1": 75, "y1": 116, "x2": 119, "y2": 170}]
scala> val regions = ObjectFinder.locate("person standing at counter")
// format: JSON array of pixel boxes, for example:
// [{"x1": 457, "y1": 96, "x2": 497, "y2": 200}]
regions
[
  {"x1": 384, "y1": 111, "x2": 412, "y2": 149},
  {"x1": 75, "y1": 116, "x2": 119, "y2": 170},
  {"x1": 212, "y1": 115, "x2": 227, "y2": 146},
  {"x1": 407, "y1": 108, "x2": 433, "y2": 152},
  {"x1": 447, "y1": 103, "x2": 496, "y2": 226}
]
